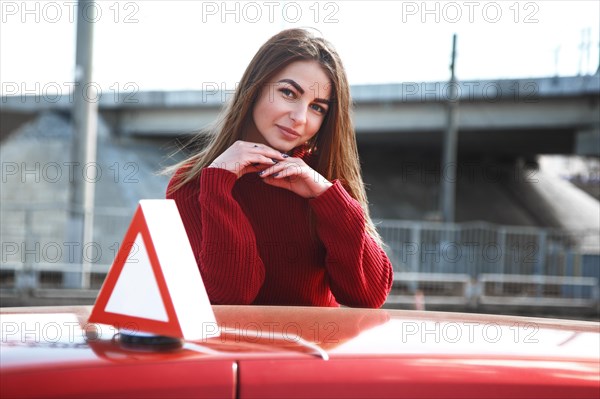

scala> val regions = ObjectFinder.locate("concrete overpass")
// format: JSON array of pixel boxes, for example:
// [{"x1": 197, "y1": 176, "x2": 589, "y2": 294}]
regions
[{"x1": 2, "y1": 75, "x2": 599, "y2": 157}]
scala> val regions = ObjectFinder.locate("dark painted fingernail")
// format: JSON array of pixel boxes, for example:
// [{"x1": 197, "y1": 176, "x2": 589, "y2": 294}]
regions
[
  {"x1": 272, "y1": 159, "x2": 278, "y2": 164},
  {"x1": 273, "y1": 173, "x2": 279, "y2": 177},
  {"x1": 282, "y1": 154, "x2": 289, "y2": 158},
  {"x1": 258, "y1": 171, "x2": 265, "y2": 176}
]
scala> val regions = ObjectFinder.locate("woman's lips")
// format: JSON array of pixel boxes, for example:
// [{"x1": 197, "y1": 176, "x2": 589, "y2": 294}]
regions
[{"x1": 276, "y1": 124, "x2": 301, "y2": 139}]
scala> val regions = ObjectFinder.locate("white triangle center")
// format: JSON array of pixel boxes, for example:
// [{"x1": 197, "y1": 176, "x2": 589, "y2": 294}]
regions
[{"x1": 104, "y1": 233, "x2": 169, "y2": 322}]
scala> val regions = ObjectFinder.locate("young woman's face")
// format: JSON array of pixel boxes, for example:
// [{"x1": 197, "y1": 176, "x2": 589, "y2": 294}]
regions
[{"x1": 248, "y1": 60, "x2": 332, "y2": 152}]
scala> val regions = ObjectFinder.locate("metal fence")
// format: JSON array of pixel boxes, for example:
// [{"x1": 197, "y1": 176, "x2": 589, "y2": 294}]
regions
[
  {"x1": 1, "y1": 204, "x2": 131, "y2": 295},
  {"x1": 377, "y1": 219, "x2": 600, "y2": 312},
  {"x1": 1, "y1": 205, "x2": 599, "y2": 312},
  {"x1": 377, "y1": 219, "x2": 599, "y2": 277}
]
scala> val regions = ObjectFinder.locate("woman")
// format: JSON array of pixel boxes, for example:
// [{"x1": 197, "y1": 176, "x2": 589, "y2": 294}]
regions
[{"x1": 166, "y1": 28, "x2": 393, "y2": 308}]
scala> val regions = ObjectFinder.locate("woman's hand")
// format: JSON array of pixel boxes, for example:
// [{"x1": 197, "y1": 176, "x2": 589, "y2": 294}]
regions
[
  {"x1": 208, "y1": 141, "x2": 286, "y2": 178},
  {"x1": 259, "y1": 156, "x2": 333, "y2": 198}
]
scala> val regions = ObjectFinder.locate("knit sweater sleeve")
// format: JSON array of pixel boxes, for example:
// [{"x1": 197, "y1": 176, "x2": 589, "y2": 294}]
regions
[
  {"x1": 309, "y1": 180, "x2": 393, "y2": 308},
  {"x1": 166, "y1": 167, "x2": 265, "y2": 304}
]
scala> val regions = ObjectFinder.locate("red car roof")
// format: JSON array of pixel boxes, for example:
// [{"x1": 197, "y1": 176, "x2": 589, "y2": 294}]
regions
[{"x1": 1, "y1": 305, "x2": 599, "y2": 398}]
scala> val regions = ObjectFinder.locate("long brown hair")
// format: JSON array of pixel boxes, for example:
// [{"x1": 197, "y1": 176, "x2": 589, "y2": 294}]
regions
[{"x1": 166, "y1": 28, "x2": 381, "y2": 244}]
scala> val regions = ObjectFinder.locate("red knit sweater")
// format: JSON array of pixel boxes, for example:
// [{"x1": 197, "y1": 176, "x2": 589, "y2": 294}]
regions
[{"x1": 166, "y1": 166, "x2": 393, "y2": 308}]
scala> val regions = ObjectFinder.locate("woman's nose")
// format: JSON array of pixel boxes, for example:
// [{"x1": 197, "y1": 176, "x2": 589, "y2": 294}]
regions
[{"x1": 289, "y1": 104, "x2": 307, "y2": 125}]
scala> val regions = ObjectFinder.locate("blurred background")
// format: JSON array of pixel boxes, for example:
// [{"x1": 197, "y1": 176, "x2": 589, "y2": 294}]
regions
[{"x1": 1, "y1": 0, "x2": 599, "y2": 319}]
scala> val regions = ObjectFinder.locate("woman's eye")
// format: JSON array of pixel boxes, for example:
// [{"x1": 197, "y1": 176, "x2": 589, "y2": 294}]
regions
[
  {"x1": 310, "y1": 103, "x2": 327, "y2": 114},
  {"x1": 279, "y1": 88, "x2": 295, "y2": 98}
]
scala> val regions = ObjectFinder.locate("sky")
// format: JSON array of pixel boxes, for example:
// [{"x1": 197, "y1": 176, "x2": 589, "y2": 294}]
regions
[{"x1": 1, "y1": 0, "x2": 599, "y2": 95}]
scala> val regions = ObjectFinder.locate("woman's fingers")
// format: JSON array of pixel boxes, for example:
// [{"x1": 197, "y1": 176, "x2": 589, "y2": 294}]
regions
[
  {"x1": 244, "y1": 141, "x2": 287, "y2": 162},
  {"x1": 258, "y1": 160, "x2": 305, "y2": 179},
  {"x1": 259, "y1": 157, "x2": 332, "y2": 198},
  {"x1": 210, "y1": 141, "x2": 288, "y2": 177},
  {"x1": 250, "y1": 154, "x2": 280, "y2": 167}
]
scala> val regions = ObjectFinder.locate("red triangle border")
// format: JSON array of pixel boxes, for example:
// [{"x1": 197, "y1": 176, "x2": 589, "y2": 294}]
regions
[{"x1": 88, "y1": 205, "x2": 184, "y2": 338}]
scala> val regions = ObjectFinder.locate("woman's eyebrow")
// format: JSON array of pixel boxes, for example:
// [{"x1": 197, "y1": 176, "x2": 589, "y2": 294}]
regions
[
  {"x1": 313, "y1": 97, "x2": 331, "y2": 105},
  {"x1": 278, "y1": 78, "x2": 331, "y2": 104},
  {"x1": 278, "y1": 79, "x2": 304, "y2": 94}
]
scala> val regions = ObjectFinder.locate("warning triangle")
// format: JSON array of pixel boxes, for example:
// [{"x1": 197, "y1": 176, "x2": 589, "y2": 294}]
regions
[
  {"x1": 89, "y1": 200, "x2": 217, "y2": 340},
  {"x1": 104, "y1": 233, "x2": 168, "y2": 321}
]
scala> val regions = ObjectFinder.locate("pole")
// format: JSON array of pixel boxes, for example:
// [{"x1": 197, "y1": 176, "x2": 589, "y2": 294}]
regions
[
  {"x1": 440, "y1": 34, "x2": 459, "y2": 223},
  {"x1": 66, "y1": 0, "x2": 98, "y2": 288}
]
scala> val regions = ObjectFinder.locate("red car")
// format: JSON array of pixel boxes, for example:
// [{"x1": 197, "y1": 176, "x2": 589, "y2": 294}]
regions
[{"x1": 1, "y1": 305, "x2": 599, "y2": 398}]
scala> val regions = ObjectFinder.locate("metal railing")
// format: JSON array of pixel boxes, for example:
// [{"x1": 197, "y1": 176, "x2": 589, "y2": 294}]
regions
[
  {"x1": 376, "y1": 219, "x2": 600, "y2": 312},
  {"x1": 1, "y1": 203, "x2": 132, "y2": 294},
  {"x1": 377, "y1": 219, "x2": 599, "y2": 278},
  {"x1": 478, "y1": 273, "x2": 600, "y2": 308}
]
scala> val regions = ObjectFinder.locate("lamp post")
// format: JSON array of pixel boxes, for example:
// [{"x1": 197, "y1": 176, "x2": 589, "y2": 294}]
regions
[
  {"x1": 440, "y1": 34, "x2": 459, "y2": 223},
  {"x1": 66, "y1": 0, "x2": 98, "y2": 289}
]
